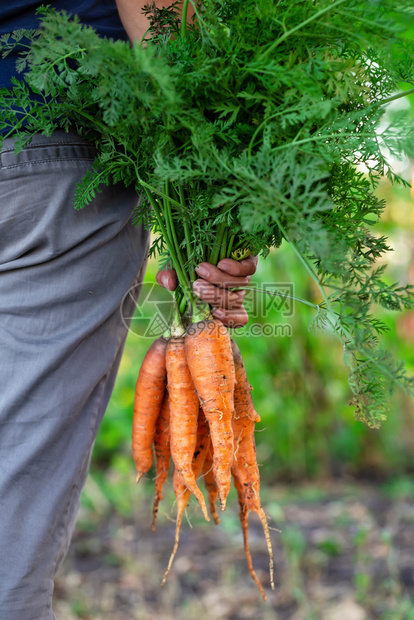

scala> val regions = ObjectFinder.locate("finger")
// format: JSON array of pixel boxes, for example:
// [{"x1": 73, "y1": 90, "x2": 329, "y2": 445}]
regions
[
  {"x1": 156, "y1": 268, "x2": 177, "y2": 291},
  {"x1": 195, "y1": 262, "x2": 253, "y2": 289},
  {"x1": 216, "y1": 255, "x2": 258, "y2": 278},
  {"x1": 211, "y1": 306, "x2": 249, "y2": 328},
  {"x1": 193, "y1": 279, "x2": 246, "y2": 310}
]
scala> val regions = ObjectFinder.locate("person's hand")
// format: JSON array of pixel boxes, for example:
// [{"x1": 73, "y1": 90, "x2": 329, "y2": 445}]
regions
[{"x1": 156, "y1": 255, "x2": 258, "y2": 327}]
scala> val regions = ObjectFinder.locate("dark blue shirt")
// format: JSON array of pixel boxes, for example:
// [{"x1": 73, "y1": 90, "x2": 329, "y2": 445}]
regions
[{"x1": 0, "y1": 0, "x2": 128, "y2": 89}]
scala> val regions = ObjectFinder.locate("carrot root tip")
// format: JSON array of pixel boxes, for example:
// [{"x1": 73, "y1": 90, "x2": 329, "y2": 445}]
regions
[
  {"x1": 258, "y1": 507, "x2": 275, "y2": 591},
  {"x1": 195, "y1": 493, "x2": 210, "y2": 522},
  {"x1": 201, "y1": 503, "x2": 210, "y2": 522},
  {"x1": 161, "y1": 512, "x2": 184, "y2": 587},
  {"x1": 136, "y1": 472, "x2": 144, "y2": 484}
]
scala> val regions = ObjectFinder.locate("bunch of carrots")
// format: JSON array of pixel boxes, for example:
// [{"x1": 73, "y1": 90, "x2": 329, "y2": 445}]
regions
[{"x1": 132, "y1": 314, "x2": 274, "y2": 599}]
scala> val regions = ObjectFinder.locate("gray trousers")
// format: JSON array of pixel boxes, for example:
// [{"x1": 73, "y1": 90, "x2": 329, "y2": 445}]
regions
[{"x1": 0, "y1": 132, "x2": 149, "y2": 619}]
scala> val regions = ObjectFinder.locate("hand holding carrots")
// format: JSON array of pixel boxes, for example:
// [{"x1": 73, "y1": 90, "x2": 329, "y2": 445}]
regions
[
  {"x1": 134, "y1": 251, "x2": 274, "y2": 597},
  {"x1": 156, "y1": 255, "x2": 258, "y2": 327}
]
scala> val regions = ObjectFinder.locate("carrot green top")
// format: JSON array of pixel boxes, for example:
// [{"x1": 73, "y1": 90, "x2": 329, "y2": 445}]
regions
[{"x1": 1, "y1": 0, "x2": 414, "y2": 425}]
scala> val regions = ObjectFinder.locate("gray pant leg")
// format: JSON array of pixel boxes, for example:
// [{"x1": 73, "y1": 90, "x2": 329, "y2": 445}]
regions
[{"x1": 0, "y1": 132, "x2": 149, "y2": 620}]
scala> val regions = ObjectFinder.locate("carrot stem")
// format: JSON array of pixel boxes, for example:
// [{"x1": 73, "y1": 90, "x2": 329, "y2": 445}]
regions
[
  {"x1": 178, "y1": 186, "x2": 196, "y2": 283},
  {"x1": 143, "y1": 185, "x2": 197, "y2": 311},
  {"x1": 180, "y1": 0, "x2": 190, "y2": 38},
  {"x1": 208, "y1": 221, "x2": 227, "y2": 265},
  {"x1": 171, "y1": 304, "x2": 185, "y2": 337},
  {"x1": 163, "y1": 181, "x2": 190, "y2": 290},
  {"x1": 190, "y1": 300, "x2": 211, "y2": 324},
  {"x1": 226, "y1": 233, "x2": 235, "y2": 257},
  {"x1": 219, "y1": 228, "x2": 228, "y2": 262}
]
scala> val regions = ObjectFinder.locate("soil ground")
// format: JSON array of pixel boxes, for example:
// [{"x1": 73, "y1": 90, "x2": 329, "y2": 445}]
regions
[{"x1": 53, "y1": 479, "x2": 414, "y2": 620}]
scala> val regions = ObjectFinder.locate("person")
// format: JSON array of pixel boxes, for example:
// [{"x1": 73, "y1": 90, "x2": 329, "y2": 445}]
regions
[{"x1": 0, "y1": 1, "x2": 257, "y2": 618}]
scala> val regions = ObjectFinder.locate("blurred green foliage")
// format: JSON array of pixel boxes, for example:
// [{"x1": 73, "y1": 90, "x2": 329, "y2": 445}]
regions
[{"x1": 94, "y1": 177, "x2": 414, "y2": 485}]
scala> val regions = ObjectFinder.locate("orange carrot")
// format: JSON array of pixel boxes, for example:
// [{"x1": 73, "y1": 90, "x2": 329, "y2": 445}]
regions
[
  {"x1": 233, "y1": 472, "x2": 267, "y2": 600},
  {"x1": 162, "y1": 410, "x2": 211, "y2": 586},
  {"x1": 132, "y1": 337, "x2": 168, "y2": 482},
  {"x1": 231, "y1": 340, "x2": 275, "y2": 592},
  {"x1": 202, "y1": 445, "x2": 220, "y2": 525},
  {"x1": 152, "y1": 390, "x2": 171, "y2": 532},
  {"x1": 185, "y1": 318, "x2": 235, "y2": 510},
  {"x1": 231, "y1": 339, "x2": 261, "y2": 425},
  {"x1": 166, "y1": 336, "x2": 209, "y2": 521}
]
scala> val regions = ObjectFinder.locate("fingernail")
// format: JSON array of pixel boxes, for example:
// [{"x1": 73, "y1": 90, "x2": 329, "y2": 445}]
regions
[{"x1": 195, "y1": 264, "x2": 210, "y2": 278}]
